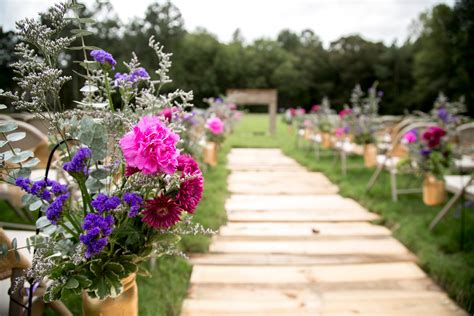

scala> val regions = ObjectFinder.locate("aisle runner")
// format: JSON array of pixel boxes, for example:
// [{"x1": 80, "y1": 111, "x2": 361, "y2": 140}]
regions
[{"x1": 181, "y1": 148, "x2": 466, "y2": 316}]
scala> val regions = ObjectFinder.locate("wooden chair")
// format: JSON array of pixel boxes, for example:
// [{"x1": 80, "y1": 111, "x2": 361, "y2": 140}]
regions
[
  {"x1": 0, "y1": 228, "x2": 71, "y2": 316},
  {"x1": 367, "y1": 121, "x2": 436, "y2": 201}
]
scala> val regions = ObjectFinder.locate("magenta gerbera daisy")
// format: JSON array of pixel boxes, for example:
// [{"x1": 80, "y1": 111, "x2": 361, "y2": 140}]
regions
[
  {"x1": 175, "y1": 155, "x2": 203, "y2": 214},
  {"x1": 142, "y1": 196, "x2": 182, "y2": 229}
]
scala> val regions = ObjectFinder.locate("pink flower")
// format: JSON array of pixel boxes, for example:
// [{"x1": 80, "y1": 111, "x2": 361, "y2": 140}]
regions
[
  {"x1": 142, "y1": 196, "x2": 181, "y2": 228},
  {"x1": 339, "y1": 108, "x2": 353, "y2": 118},
  {"x1": 119, "y1": 116, "x2": 180, "y2": 175},
  {"x1": 296, "y1": 108, "x2": 306, "y2": 115},
  {"x1": 228, "y1": 103, "x2": 237, "y2": 110},
  {"x1": 206, "y1": 117, "x2": 225, "y2": 135},
  {"x1": 335, "y1": 127, "x2": 346, "y2": 137},
  {"x1": 159, "y1": 107, "x2": 178, "y2": 123},
  {"x1": 175, "y1": 155, "x2": 203, "y2": 214},
  {"x1": 303, "y1": 119, "x2": 312, "y2": 127},
  {"x1": 233, "y1": 112, "x2": 242, "y2": 121},
  {"x1": 422, "y1": 126, "x2": 446, "y2": 148},
  {"x1": 403, "y1": 130, "x2": 417, "y2": 144},
  {"x1": 311, "y1": 105, "x2": 321, "y2": 113},
  {"x1": 289, "y1": 108, "x2": 297, "y2": 117}
]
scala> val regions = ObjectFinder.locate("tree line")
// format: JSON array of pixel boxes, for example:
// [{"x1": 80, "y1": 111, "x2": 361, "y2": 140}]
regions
[{"x1": 0, "y1": 0, "x2": 473, "y2": 115}]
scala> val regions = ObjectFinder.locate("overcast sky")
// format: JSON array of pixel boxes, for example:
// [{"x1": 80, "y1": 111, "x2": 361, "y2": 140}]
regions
[{"x1": 0, "y1": 0, "x2": 455, "y2": 45}]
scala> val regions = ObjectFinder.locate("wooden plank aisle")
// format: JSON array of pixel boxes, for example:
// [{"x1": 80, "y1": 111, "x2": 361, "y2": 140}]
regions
[{"x1": 181, "y1": 148, "x2": 466, "y2": 316}]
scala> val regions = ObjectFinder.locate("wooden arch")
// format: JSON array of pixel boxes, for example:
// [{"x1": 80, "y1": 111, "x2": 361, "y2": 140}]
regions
[{"x1": 226, "y1": 89, "x2": 277, "y2": 135}]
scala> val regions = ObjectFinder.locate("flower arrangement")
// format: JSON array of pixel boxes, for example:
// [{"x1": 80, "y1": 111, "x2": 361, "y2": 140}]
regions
[
  {"x1": 347, "y1": 82, "x2": 382, "y2": 145},
  {"x1": 313, "y1": 97, "x2": 334, "y2": 133},
  {"x1": 205, "y1": 116, "x2": 225, "y2": 144},
  {"x1": 402, "y1": 126, "x2": 452, "y2": 179},
  {"x1": 0, "y1": 2, "x2": 211, "y2": 305},
  {"x1": 430, "y1": 92, "x2": 467, "y2": 135}
]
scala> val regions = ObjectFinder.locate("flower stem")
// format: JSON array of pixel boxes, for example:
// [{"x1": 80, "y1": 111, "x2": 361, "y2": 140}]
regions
[{"x1": 103, "y1": 72, "x2": 115, "y2": 112}]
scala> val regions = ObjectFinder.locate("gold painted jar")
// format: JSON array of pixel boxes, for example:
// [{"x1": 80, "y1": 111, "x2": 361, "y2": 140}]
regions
[{"x1": 82, "y1": 273, "x2": 138, "y2": 316}]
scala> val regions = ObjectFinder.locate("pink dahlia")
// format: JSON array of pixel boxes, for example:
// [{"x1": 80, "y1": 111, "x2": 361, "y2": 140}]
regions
[
  {"x1": 311, "y1": 105, "x2": 321, "y2": 113},
  {"x1": 422, "y1": 126, "x2": 446, "y2": 148},
  {"x1": 403, "y1": 130, "x2": 417, "y2": 144},
  {"x1": 142, "y1": 196, "x2": 182, "y2": 228},
  {"x1": 339, "y1": 108, "x2": 353, "y2": 118},
  {"x1": 206, "y1": 117, "x2": 225, "y2": 135},
  {"x1": 119, "y1": 116, "x2": 180, "y2": 175},
  {"x1": 289, "y1": 108, "x2": 297, "y2": 117},
  {"x1": 175, "y1": 155, "x2": 204, "y2": 214}
]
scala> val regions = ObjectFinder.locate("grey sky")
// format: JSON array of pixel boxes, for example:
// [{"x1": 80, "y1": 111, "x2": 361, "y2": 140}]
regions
[{"x1": 0, "y1": 0, "x2": 455, "y2": 45}]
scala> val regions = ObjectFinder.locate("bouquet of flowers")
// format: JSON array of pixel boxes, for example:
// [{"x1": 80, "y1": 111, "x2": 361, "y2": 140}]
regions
[
  {"x1": 430, "y1": 92, "x2": 467, "y2": 133},
  {"x1": 402, "y1": 126, "x2": 452, "y2": 179},
  {"x1": 313, "y1": 98, "x2": 334, "y2": 133},
  {"x1": 347, "y1": 83, "x2": 382, "y2": 145},
  {"x1": 0, "y1": 2, "x2": 210, "y2": 303}
]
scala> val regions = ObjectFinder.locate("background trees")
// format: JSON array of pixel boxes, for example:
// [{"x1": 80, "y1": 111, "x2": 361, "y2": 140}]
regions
[{"x1": 0, "y1": 0, "x2": 472, "y2": 115}]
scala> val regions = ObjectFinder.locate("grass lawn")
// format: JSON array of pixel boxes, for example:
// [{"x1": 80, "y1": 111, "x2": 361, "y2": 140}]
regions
[{"x1": 2, "y1": 113, "x2": 473, "y2": 314}]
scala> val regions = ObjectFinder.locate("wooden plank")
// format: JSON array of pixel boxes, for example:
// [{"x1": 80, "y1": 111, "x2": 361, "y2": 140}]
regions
[
  {"x1": 227, "y1": 210, "x2": 379, "y2": 222},
  {"x1": 190, "y1": 253, "x2": 417, "y2": 266},
  {"x1": 209, "y1": 238, "x2": 412, "y2": 256},
  {"x1": 226, "y1": 195, "x2": 369, "y2": 213},
  {"x1": 322, "y1": 290, "x2": 466, "y2": 315},
  {"x1": 181, "y1": 299, "x2": 318, "y2": 315},
  {"x1": 219, "y1": 222, "x2": 391, "y2": 237},
  {"x1": 190, "y1": 263, "x2": 427, "y2": 285}
]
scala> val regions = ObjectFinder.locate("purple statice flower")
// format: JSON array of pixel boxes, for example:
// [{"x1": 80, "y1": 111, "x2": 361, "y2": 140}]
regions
[
  {"x1": 114, "y1": 72, "x2": 129, "y2": 85},
  {"x1": 130, "y1": 67, "x2": 149, "y2": 81},
  {"x1": 51, "y1": 182, "x2": 68, "y2": 195},
  {"x1": 63, "y1": 148, "x2": 92, "y2": 177},
  {"x1": 123, "y1": 192, "x2": 143, "y2": 218},
  {"x1": 30, "y1": 179, "x2": 47, "y2": 196},
  {"x1": 420, "y1": 148, "x2": 432, "y2": 157},
  {"x1": 437, "y1": 107, "x2": 450, "y2": 124},
  {"x1": 15, "y1": 177, "x2": 31, "y2": 192},
  {"x1": 90, "y1": 50, "x2": 116, "y2": 68},
  {"x1": 91, "y1": 193, "x2": 121, "y2": 214},
  {"x1": 80, "y1": 213, "x2": 114, "y2": 258},
  {"x1": 46, "y1": 193, "x2": 69, "y2": 224},
  {"x1": 215, "y1": 97, "x2": 223, "y2": 103}
]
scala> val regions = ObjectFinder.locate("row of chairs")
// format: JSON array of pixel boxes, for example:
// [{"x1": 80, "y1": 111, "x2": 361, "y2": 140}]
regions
[{"x1": 296, "y1": 117, "x2": 474, "y2": 231}]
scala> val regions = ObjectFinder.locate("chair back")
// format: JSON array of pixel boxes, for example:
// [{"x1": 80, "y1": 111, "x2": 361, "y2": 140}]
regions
[{"x1": 456, "y1": 122, "x2": 474, "y2": 156}]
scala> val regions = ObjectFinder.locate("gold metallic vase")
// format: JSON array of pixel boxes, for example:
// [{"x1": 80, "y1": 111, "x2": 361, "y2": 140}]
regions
[
  {"x1": 423, "y1": 175, "x2": 446, "y2": 206},
  {"x1": 322, "y1": 133, "x2": 332, "y2": 149},
  {"x1": 363, "y1": 144, "x2": 377, "y2": 168},
  {"x1": 203, "y1": 142, "x2": 218, "y2": 166},
  {"x1": 82, "y1": 273, "x2": 138, "y2": 316}
]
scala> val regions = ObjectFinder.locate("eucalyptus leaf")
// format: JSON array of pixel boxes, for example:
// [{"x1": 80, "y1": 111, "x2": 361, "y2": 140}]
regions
[
  {"x1": 22, "y1": 158, "x2": 40, "y2": 168},
  {"x1": 6, "y1": 132, "x2": 26, "y2": 142},
  {"x1": 0, "y1": 140, "x2": 8, "y2": 147},
  {"x1": 90, "y1": 169, "x2": 108, "y2": 179},
  {"x1": 36, "y1": 216, "x2": 51, "y2": 229},
  {"x1": 0, "y1": 121, "x2": 17, "y2": 133},
  {"x1": 10, "y1": 167, "x2": 31, "y2": 179},
  {"x1": 8, "y1": 151, "x2": 34, "y2": 164},
  {"x1": 11, "y1": 238, "x2": 17, "y2": 249},
  {"x1": 70, "y1": 29, "x2": 94, "y2": 37},
  {"x1": 29, "y1": 200, "x2": 43, "y2": 211}
]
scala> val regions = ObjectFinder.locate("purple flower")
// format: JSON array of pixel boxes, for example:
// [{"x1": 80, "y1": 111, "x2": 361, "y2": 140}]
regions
[
  {"x1": 46, "y1": 193, "x2": 69, "y2": 224},
  {"x1": 114, "y1": 72, "x2": 129, "y2": 86},
  {"x1": 377, "y1": 91, "x2": 384, "y2": 97},
  {"x1": 15, "y1": 177, "x2": 31, "y2": 192},
  {"x1": 123, "y1": 192, "x2": 143, "y2": 218},
  {"x1": 420, "y1": 148, "x2": 432, "y2": 157},
  {"x1": 63, "y1": 148, "x2": 92, "y2": 177},
  {"x1": 437, "y1": 107, "x2": 450, "y2": 124},
  {"x1": 91, "y1": 193, "x2": 121, "y2": 214},
  {"x1": 80, "y1": 213, "x2": 114, "y2": 258},
  {"x1": 90, "y1": 50, "x2": 116, "y2": 68},
  {"x1": 130, "y1": 68, "x2": 149, "y2": 81}
]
